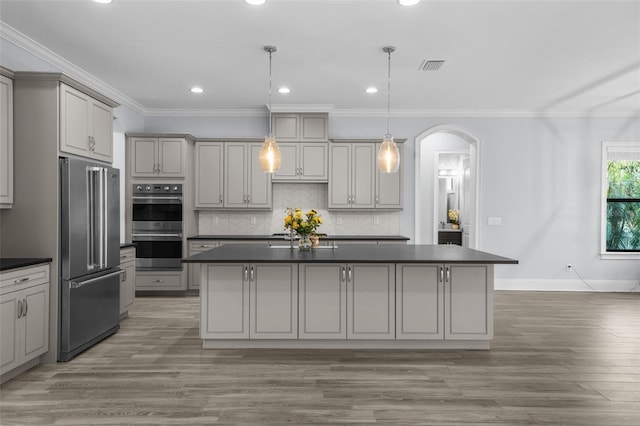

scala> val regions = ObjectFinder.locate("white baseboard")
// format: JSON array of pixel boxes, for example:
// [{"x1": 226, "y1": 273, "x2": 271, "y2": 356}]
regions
[{"x1": 495, "y1": 278, "x2": 640, "y2": 292}]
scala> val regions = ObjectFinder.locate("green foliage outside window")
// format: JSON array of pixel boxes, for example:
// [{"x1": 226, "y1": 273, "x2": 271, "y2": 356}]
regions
[{"x1": 607, "y1": 160, "x2": 640, "y2": 251}]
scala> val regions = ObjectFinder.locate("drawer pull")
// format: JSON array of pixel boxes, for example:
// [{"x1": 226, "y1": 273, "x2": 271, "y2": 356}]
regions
[
  {"x1": 154, "y1": 279, "x2": 163, "y2": 283},
  {"x1": 14, "y1": 277, "x2": 30, "y2": 284}
]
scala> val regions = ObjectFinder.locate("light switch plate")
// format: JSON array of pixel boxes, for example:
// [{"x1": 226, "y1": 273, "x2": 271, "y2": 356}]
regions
[{"x1": 488, "y1": 217, "x2": 502, "y2": 226}]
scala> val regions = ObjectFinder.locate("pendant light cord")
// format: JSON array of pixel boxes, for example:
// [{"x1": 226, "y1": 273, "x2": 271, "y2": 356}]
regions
[
  {"x1": 386, "y1": 48, "x2": 391, "y2": 136},
  {"x1": 264, "y1": 46, "x2": 277, "y2": 136}
]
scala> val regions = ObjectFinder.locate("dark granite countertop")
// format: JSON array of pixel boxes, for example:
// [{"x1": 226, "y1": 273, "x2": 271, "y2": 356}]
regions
[
  {"x1": 188, "y1": 234, "x2": 410, "y2": 241},
  {"x1": 120, "y1": 243, "x2": 136, "y2": 249},
  {"x1": 182, "y1": 244, "x2": 517, "y2": 265},
  {"x1": 0, "y1": 258, "x2": 52, "y2": 272}
]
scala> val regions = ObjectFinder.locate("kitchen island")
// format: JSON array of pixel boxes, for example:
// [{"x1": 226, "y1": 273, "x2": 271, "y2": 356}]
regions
[{"x1": 183, "y1": 244, "x2": 517, "y2": 350}]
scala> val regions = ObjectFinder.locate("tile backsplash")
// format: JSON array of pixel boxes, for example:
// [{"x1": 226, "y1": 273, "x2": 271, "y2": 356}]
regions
[{"x1": 197, "y1": 183, "x2": 402, "y2": 235}]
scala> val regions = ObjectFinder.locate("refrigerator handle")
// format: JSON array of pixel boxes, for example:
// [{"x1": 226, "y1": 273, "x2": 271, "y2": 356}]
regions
[
  {"x1": 88, "y1": 166, "x2": 103, "y2": 270},
  {"x1": 100, "y1": 167, "x2": 108, "y2": 269},
  {"x1": 88, "y1": 167, "x2": 96, "y2": 270}
]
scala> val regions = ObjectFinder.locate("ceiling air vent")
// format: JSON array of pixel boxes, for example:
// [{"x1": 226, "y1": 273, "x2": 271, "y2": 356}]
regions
[{"x1": 419, "y1": 59, "x2": 445, "y2": 71}]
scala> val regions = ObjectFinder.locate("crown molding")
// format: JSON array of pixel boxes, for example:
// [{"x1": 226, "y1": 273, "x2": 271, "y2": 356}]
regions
[
  {"x1": 0, "y1": 21, "x2": 148, "y2": 115},
  {"x1": 3, "y1": 21, "x2": 636, "y2": 120}
]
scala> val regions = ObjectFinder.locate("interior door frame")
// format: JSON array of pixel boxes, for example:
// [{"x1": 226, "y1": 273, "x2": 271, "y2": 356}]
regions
[{"x1": 414, "y1": 124, "x2": 481, "y2": 248}]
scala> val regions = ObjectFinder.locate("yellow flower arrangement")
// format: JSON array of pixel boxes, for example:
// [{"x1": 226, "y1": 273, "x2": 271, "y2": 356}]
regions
[
  {"x1": 448, "y1": 209, "x2": 460, "y2": 225},
  {"x1": 284, "y1": 208, "x2": 323, "y2": 236}
]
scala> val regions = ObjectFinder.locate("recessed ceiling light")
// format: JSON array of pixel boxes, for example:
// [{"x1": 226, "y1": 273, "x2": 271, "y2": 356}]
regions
[
  {"x1": 190, "y1": 87, "x2": 204, "y2": 94},
  {"x1": 278, "y1": 87, "x2": 290, "y2": 94},
  {"x1": 93, "y1": 0, "x2": 113, "y2": 3},
  {"x1": 245, "y1": 0, "x2": 266, "y2": 5},
  {"x1": 398, "y1": 0, "x2": 420, "y2": 6},
  {"x1": 366, "y1": 87, "x2": 378, "y2": 94}
]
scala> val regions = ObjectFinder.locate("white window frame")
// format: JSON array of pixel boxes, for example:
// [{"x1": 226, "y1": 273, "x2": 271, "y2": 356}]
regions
[{"x1": 601, "y1": 141, "x2": 640, "y2": 260}]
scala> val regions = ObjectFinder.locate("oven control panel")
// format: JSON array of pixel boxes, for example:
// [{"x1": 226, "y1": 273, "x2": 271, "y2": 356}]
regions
[{"x1": 133, "y1": 184, "x2": 182, "y2": 194}]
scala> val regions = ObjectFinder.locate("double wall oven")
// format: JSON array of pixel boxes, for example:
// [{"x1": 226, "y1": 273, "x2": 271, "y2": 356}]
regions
[{"x1": 132, "y1": 184, "x2": 183, "y2": 271}]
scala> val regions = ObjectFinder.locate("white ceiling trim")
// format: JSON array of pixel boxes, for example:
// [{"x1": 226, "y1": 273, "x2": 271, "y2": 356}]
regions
[
  {"x1": 2, "y1": 21, "x2": 637, "y2": 120},
  {"x1": 0, "y1": 21, "x2": 148, "y2": 116}
]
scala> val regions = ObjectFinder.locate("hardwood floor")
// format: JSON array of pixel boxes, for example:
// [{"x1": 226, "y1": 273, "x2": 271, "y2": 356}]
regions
[{"x1": 1, "y1": 291, "x2": 639, "y2": 425}]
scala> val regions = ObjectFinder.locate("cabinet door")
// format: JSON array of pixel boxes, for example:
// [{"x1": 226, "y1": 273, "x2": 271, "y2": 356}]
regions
[
  {"x1": 119, "y1": 261, "x2": 135, "y2": 313},
  {"x1": 224, "y1": 143, "x2": 248, "y2": 208},
  {"x1": 131, "y1": 138, "x2": 158, "y2": 176},
  {"x1": 195, "y1": 142, "x2": 224, "y2": 208},
  {"x1": 300, "y1": 115, "x2": 328, "y2": 141},
  {"x1": 328, "y1": 144, "x2": 351, "y2": 208},
  {"x1": 272, "y1": 114, "x2": 299, "y2": 141},
  {"x1": 351, "y1": 144, "x2": 375, "y2": 208},
  {"x1": 299, "y1": 143, "x2": 328, "y2": 181},
  {"x1": 396, "y1": 264, "x2": 443, "y2": 340},
  {"x1": 445, "y1": 264, "x2": 493, "y2": 340},
  {"x1": 272, "y1": 143, "x2": 299, "y2": 181},
  {"x1": 299, "y1": 264, "x2": 346, "y2": 339},
  {"x1": 247, "y1": 143, "x2": 272, "y2": 209},
  {"x1": 250, "y1": 264, "x2": 298, "y2": 339},
  {"x1": 0, "y1": 75, "x2": 13, "y2": 207},
  {"x1": 0, "y1": 292, "x2": 20, "y2": 374},
  {"x1": 22, "y1": 283, "x2": 49, "y2": 362},
  {"x1": 60, "y1": 84, "x2": 91, "y2": 157},
  {"x1": 347, "y1": 263, "x2": 394, "y2": 339},
  {"x1": 158, "y1": 138, "x2": 185, "y2": 177},
  {"x1": 200, "y1": 264, "x2": 249, "y2": 339},
  {"x1": 89, "y1": 100, "x2": 113, "y2": 163},
  {"x1": 376, "y1": 143, "x2": 402, "y2": 209}
]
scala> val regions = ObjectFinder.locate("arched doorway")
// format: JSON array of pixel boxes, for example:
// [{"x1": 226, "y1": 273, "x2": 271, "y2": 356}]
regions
[{"x1": 414, "y1": 125, "x2": 481, "y2": 248}]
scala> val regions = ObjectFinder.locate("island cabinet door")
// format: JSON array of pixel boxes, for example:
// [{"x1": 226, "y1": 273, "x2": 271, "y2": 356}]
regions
[
  {"x1": 250, "y1": 264, "x2": 298, "y2": 339},
  {"x1": 298, "y1": 264, "x2": 347, "y2": 339},
  {"x1": 444, "y1": 264, "x2": 494, "y2": 340},
  {"x1": 347, "y1": 264, "x2": 395, "y2": 340},
  {"x1": 200, "y1": 264, "x2": 249, "y2": 339},
  {"x1": 396, "y1": 264, "x2": 444, "y2": 340}
]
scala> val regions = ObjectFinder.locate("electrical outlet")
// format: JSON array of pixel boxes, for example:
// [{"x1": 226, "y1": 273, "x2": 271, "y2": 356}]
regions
[
  {"x1": 488, "y1": 217, "x2": 502, "y2": 226},
  {"x1": 250, "y1": 216, "x2": 256, "y2": 225},
  {"x1": 336, "y1": 217, "x2": 343, "y2": 225},
  {"x1": 566, "y1": 264, "x2": 572, "y2": 272},
  {"x1": 372, "y1": 216, "x2": 380, "y2": 225}
]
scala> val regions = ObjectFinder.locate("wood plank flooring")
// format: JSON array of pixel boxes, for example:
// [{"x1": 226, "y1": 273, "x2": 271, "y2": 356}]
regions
[{"x1": 1, "y1": 291, "x2": 639, "y2": 425}]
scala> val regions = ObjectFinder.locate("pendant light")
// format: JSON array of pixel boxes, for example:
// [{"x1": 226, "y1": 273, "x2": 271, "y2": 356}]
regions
[
  {"x1": 378, "y1": 46, "x2": 400, "y2": 173},
  {"x1": 259, "y1": 45, "x2": 282, "y2": 173}
]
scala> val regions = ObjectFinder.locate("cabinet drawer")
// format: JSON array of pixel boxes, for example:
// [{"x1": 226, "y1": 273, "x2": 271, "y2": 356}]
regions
[
  {"x1": 188, "y1": 241, "x2": 219, "y2": 252},
  {"x1": 136, "y1": 272, "x2": 183, "y2": 289},
  {"x1": 1, "y1": 264, "x2": 50, "y2": 293},
  {"x1": 119, "y1": 247, "x2": 136, "y2": 264}
]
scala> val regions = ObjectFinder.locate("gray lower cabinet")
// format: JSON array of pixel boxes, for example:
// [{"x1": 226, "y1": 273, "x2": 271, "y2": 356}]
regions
[
  {"x1": 119, "y1": 247, "x2": 136, "y2": 315},
  {"x1": 0, "y1": 264, "x2": 50, "y2": 381},
  {"x1": 396, "y1": 263, "x2": 492, "y2": 341},
  {"x1": 347, "y1": 264, "x2": 395, "y2": 339},
  {"x1": 200, "y1": 263, "x2": 297, "y2": 339},
  {"x1": 298, "y1": 264, "x2": 347, "y2": 339}
]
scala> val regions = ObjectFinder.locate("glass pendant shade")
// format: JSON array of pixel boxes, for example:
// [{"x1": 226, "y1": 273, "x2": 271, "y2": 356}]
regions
[
  {"x1": 377, "y1": 134, "x2": 400, "y2": 173},
  {"x1": 259, "y1": 134, "x2": 281, "y2": 173}
]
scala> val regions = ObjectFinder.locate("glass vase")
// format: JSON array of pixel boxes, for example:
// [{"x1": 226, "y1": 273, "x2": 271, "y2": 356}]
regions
[{"x1": 298, "y1": 234, "x2": 312, "y2": 251}]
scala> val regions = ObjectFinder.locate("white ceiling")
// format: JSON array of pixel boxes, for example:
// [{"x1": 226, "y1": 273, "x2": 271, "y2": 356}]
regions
[{"x1": 1, "y1": 0, "x2": 639, "y2": 116}]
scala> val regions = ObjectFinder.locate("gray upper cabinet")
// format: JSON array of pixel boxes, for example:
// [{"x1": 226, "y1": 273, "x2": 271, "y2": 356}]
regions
[
  {"x1": 0, "y1": 73, "x2": 13, "y2": 208},
  {"x1": 272, "y1": 142, "x2": 328, "y2": 182},
  {"x1": 272, "y1": 113, "x2": 328, "y2": 142},
  {"x1": 130, "y1": 137, "x2": 186, "y2": 178},
  {"x1": 224, "y1": 142, "x2": 272, "y2": 210},
  {"x1": 60, "y1": 83, "x2": 114, "y2": 163},
  {"x1": 329, "y1": 141, "x2": 403, "y2": 211},
  {"x1": 329, "y1": 143, "x2": 376, "y2": 209},
  {"x1": 194, "y1": 142, "x2": 224, "y2": 209},
  {"x1": 272, "y1": 113, "x2": 329, "y2": 182}
]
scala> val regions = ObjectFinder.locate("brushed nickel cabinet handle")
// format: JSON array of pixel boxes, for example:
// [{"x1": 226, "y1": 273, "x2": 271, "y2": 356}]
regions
[
  {"x1": 14, "y1": 277, "x2": 29, "y2": 284},
  {"x1": 17, "y1": 300, "x2": 22, "y2": 319}
]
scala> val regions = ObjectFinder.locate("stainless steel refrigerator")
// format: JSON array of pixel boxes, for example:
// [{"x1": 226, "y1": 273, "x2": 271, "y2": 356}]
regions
[{"x1": 59, "y1": 157, "x2": 122, "y2": 362}]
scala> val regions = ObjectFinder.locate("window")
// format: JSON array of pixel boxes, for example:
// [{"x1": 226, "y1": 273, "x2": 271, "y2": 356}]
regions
[{"x1": 602, "y1": 142, "x2": 640, "y2": 258}]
